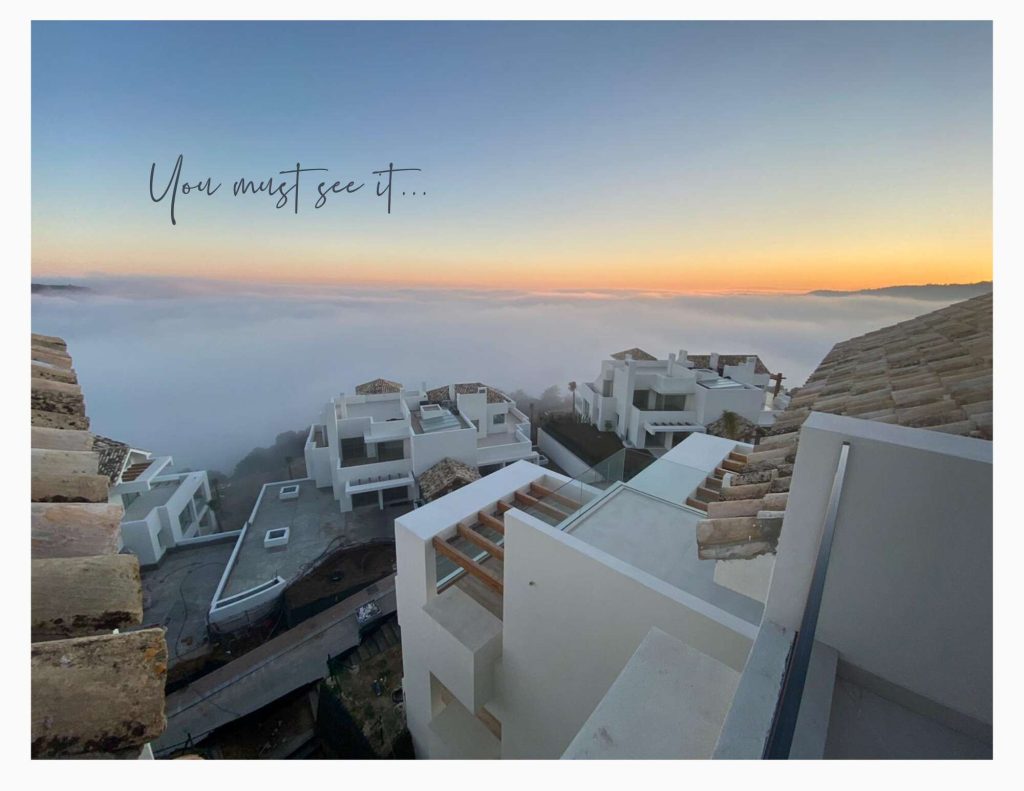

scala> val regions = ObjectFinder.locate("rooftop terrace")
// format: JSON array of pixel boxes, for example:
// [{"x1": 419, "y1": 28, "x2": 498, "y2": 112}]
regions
[
  {"x1": 220, "y1": 479, "x2": 406, "y2": 600},
  {"x1": 221, "y1": 480, "x2": 346, "y2": 598},
  {"x1": 558, "y1": 439, "x2": 764, "y2": 625},
  {"x1": 123, "y1": 479, "x2": 182, "y2": 520},
  {"x1": 343, "y1": 398, "x2": 406, "y2": 421}
]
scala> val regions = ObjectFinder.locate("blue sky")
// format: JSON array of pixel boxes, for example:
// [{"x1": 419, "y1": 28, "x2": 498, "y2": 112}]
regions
[{"x1": 32, "y1": 21, "x2": 992, "y2": 291}]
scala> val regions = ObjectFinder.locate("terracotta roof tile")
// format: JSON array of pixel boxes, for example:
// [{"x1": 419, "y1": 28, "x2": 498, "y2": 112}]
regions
[
  {"x1": 698, "y1": 293, "x2": 993, "y2": 561},
  {"x1": 92, "y1": 435, "x2": 131, "y2": 484},
  {"x1": 610, "y1": 347, "x2": 658, "y2": 361},
  {"x1": 417, "y1": 457, "x2": 481, "y2": 502},
  {"x1": 687, "y1": 354, "x2": 773, "y2": 375},
  {"x1": 354, "y1": 377, "x2": 403, "y2": 395},
  {"x1": 425, "y1": 382, "x2": 510, "y2": 405}
]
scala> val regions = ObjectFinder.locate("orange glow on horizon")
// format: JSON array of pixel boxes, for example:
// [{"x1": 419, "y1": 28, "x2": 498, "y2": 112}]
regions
[{"x1": 31, "y1": 243, "x2": 992, "y2": 295}]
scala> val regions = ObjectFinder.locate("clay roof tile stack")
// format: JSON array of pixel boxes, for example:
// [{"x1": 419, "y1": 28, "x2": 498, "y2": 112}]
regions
[
  {"x1": 696, "y1": 293, "x2": 992, "y2": 562},
  {"x1": 610, "y1": 347, "x2": 658, "y2": 361},
  {"x1": 30, "y1": 333, "x2": 167, "y2": 758},
  {"x1": 686, "y1": 354, "x2": 773, "y2": 376},
  {"x1": 417, "y1": 457, "x2": 481, "y2": 502},
  {"x1": 354, "y1": 377, "x2": 404, "y2": 395},
  {"x1": 425, "y1": 382, "x2": 511, "y2": 405}
]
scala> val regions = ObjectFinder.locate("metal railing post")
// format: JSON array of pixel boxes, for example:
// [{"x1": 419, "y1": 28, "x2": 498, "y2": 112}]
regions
[{"x1": 764, "y1": 441, "x2": 850, "y2": 759}]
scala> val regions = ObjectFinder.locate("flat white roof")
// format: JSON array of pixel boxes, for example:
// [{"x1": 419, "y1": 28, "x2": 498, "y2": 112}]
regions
[
  {"x1": 221, "y1": 479, "x2": 345, "y2": 597},
  {"x1": 123, "y1": 479, "x2": 183, "y2": 521},
  {"x1": 561, "y1": 485, "x2": 763, "y2": 625},
  {"x1": 558, "y1": 433, "x2": 762, "y2": 623},
  {"x1": 345, "y1": 399, "x2": 405, "y2": 421}
]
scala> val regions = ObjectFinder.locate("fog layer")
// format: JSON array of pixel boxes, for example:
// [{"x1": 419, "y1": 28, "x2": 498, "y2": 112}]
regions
[{"x1": 31, "y1": 278, "x2": 964, "y2": 473}]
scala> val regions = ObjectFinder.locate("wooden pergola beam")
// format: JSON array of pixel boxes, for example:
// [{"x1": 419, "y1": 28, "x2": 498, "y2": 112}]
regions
[
  {"x1": 496, "y1": 500, "x2": 512, "y2": 514},
  {"x1": 432, "y1": 536, "x2": 503, "y2": 595},
  {"x1": 514, "y1": 490, "x2": 567, "y2": 522},
  {"x1": 457, "y1": 524, "x2": 504, "y2": 561},
  {"x1": 529, "y1": 481, "x2": 580, "y2": 510},
  {"x1": 477, "y1": 510, "x2": 505, "y2": 535}
]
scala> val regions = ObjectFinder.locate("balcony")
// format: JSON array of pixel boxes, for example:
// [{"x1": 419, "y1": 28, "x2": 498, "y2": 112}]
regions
[
  {"x1": 652, "y1": 373, "x2": 697, "y2": 395},
  {"x1": 422, "y1": 585, "x2": 503, "y2": 716},
  {"x1": 718, "y1": 412, "x2": 993, "y2": 759},
  {"x1": 340, "y1": 444, "x2": 406, "y2": 468}
]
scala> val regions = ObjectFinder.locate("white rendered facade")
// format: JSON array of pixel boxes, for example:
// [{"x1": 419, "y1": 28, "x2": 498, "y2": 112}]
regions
[
  {"x1": 573, "y1": 350, "x2": 770, "y2": 449},
  {"x1": 394, "y1": 434, "x2": 761, "y2": 759},
  {"x1": 109, "y1": 451, "x2": 218, "y2": 567},
  {"x1": 304, "y1": 383, "x2": 538, "y2": 513},
  {"x1": 394, "y1": 414, "x2": 992, "y2": 759}
]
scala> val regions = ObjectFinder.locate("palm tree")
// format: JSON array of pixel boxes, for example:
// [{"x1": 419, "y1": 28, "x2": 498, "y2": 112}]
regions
[{"x1": 568, "y1": 381, "x2": 577, "y2": 422}]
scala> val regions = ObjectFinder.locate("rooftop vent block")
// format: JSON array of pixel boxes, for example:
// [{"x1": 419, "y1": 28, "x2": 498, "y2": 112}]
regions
[
  {"x1": 264, "y1": 527, "x2": 290, "y2": 549},
  {"x1": 279, "y1": 484, "x2": 300, "y2": 501}
]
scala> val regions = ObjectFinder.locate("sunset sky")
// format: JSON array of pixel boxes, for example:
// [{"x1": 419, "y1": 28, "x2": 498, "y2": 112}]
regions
[{"x1": 31, "y1": 21, "x2": 992, "y2": 292}]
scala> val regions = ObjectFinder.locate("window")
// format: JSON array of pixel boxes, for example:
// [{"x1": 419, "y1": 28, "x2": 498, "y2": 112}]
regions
[
  {"x1": 493, "y1": 413, "x2": 506, "y2": 425},
  {"x1": 383, "y1": 486, "x2": 409, "y2": 504},
  {"x1": 341, "y1": 436, "x2": 367, "y2": 460},
  {"x1": 376, "y1": 440, "x2": 405, "y2": 461},
  {"x1": 352, "y1": 491, "x2": 378, "y2": 508}
]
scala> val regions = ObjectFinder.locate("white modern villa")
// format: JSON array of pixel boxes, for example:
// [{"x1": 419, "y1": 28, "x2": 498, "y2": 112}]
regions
[
  {"x1": 572, "y1": 348, "x2": 778, "y2": 450},
  {"x1": 304, "y1": 379, "x2": 538, "y2": 513},
  {"x1": 393, "y1": 295, "x2": 992, "y2": 759},
  {"x1": 95, "y1": 437, "x2": 219, "y2": 566}
]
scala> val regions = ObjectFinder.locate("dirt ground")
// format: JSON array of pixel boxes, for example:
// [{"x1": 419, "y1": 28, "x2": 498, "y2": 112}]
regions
[
  {"x1": 328, "y1": 643, "x2": 406, "y2": 756},
  {"x1": 286, "y1": 543, "x2": 396, "y2": 611},
  {"x1": 199, "y1": 684, "x2": 318, "y2": 759}
]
